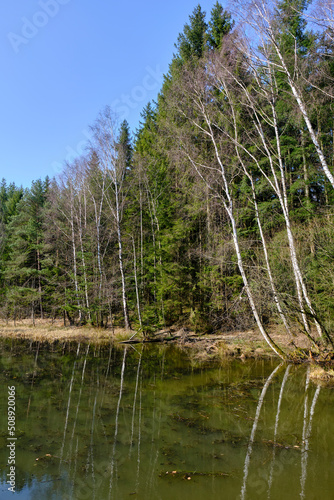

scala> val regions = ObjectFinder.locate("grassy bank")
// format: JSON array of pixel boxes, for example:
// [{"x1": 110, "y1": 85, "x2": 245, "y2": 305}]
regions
[
  {"x1": 0, "y1": 319, "x2": 131, "y2": 343},
  {"x1": 0, "y1": 318, "x2": 324, "y2": 362}
]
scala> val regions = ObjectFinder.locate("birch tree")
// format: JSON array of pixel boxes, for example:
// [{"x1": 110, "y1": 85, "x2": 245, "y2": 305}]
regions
[
  {"x1": 164, "y1": 57, "x2": 287, "y2": 358},
  {"x1": 90, "y1": 107, "x2": 131, "y2": 330},
  {"x1": 232, "y1": 0, "x2": 334, "y2": 189},
  {"x1": 220, "y1": 9, "x2": 332, "y2": 344}
]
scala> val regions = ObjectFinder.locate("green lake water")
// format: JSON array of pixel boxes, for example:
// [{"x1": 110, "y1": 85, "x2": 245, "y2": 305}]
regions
[{"x1": 0, "y1": 339, "x2": 333, "y2": 499}]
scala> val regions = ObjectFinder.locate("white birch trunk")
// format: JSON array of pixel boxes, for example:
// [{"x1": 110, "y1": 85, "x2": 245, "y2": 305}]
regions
[
  {"x1": 271, "y1": 34, "x2": 334, "y2": 189},
  {"x1": 115, "y1": 186, "x2": 131, "y2": 330},
  {"x1": 70, "y1": 190, "x2": 81, "y2": 322},
  {"x1": 205, "y1": 117, "x2": 286, "y2": 358},
  {"x1": 77, "y1": 207, "x2": 90, "y2": 318},
  {"x1": 226, "y1": 85, "x2": 292, "y2": 337},
  {"x1": 132, "y1": 236, "x2": 142, "y2": 330}
]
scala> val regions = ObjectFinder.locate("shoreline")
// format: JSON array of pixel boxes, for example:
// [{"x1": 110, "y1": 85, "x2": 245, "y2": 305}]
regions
[
  {"x1": 0, "y1": 319, "x2": 319, "y2": 359},
  {"x1": 1, "y1": 320, "x2": 334, "y2": 381}
]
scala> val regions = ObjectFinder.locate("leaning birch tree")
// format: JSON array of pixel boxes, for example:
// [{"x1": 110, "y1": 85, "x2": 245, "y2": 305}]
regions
[
  {"x1": 163, "y1": 58, "x2": 287, "y2": 358},
  {"x1": 216, "y1": 11, "x2": 332, "y2": 346}
]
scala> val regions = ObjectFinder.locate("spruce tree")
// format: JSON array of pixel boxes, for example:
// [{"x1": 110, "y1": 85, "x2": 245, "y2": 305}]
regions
[
  {"x1": 5, "y1": 179, "x2": 49, "y2": 320},
  {"x1": 175, "y1": 4, "x2": 207, "y2": 62},
  {"x1": 207, "y1": 2, "x2": 234, "y2": 50},
  {"x1": 117, "y1": 119, "x2": 133, "y2": 172}
]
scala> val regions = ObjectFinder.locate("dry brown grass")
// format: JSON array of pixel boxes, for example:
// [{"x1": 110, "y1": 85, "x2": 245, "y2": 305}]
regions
[
  {"x1": 0, "y1": 319, "x2": 139, "y2": 344},
  {"x1": 309, "y1": 364, "x2": 334, "y2": 383},
  {"x1": 0, "y1": 319, "x2": 331, "y2": 364}
]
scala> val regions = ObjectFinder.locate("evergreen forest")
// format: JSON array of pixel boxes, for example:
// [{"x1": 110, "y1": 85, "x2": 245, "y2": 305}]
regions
[{"x1": 1, "y1": 0, "x2": 334, "y2": 357}]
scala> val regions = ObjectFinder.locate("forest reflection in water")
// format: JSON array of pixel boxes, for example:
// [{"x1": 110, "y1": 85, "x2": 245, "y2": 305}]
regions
[{"x1": 0, "y1": 339, "x2": 333, "y2": 500}]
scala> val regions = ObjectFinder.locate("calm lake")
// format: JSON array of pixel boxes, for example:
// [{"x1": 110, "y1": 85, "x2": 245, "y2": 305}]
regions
[{"x1": 0, "y1": 339, "x2": 333, "y2": 499}]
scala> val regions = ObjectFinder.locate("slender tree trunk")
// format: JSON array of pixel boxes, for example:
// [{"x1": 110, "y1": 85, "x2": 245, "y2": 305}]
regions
[
  {"x1": 151, "y1": 196, "x2": 165, "y2": 324},
  {"x1": 90, "y1": 187, "x2": 105, "y2": 325},
  {"x1": 77, "y1": 212, "x2": 90, "y2": 321},
  {"x1": 115, "y1": 188, "x2": 131, "y2": 330},
  {"x1": 147, "y1": 194, "x2": 157, "y2": 303},
  {"x1": 37, "y1": 248, "x2": 43, "y2": 319},
  {"x1": 132, "y1": 236, "x2": 142, "y2": 330},
  {"x1": 70, "y1": 194, "x2": 81, "y2": 323},
  {"x1": 31, "y1": 303, "x2": 35, "y2": 327},
  {"x1": 250, "y1": 175, "x2": 293, "y2": 337},
  {"x1": 229, "y1": 211, "x2": 286, "y2": 358},
  {"x1": 301, "y1": 129, "x2": 310, "y2": 202},
  {"x1": 240, "y1": 70, "x2": 321, "y2": 344},
  {"x1": 139, "y1": 188, "x2": 144, "y2": 292}
]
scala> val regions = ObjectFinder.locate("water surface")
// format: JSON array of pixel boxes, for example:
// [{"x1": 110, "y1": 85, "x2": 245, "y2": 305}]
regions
[{"x1": 0, "y1": 339, "x2": 333, "y2": 499}]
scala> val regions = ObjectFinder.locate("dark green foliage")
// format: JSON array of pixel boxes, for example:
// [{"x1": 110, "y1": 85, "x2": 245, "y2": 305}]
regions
[
  {"x1": 274, "y1": 0, "x2": 312, "y2": 54},
  {"x1": 3, "y1": 179, "x2": 49, "y2": 319},
  {"x1": 117, "y1": 119, "x2": 133, "y2": 171},
  {"x1": 207, "y1": 1, "x2": 234, "y2": 50},
  {"x1": 175, "y1": 4, "x2": 207, "y2": 62}
]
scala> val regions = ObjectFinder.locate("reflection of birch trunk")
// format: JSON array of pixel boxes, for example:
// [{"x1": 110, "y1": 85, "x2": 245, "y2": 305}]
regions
[
  {"x1": 240, "y1": 363, "x2": 283, "y2": 500},
  {"x1": 101, "y1": 344, "x2": 113, "y2": 407},
  {"x1": 146, "y1": 401, "x2": 161, "y2": 493},
  {"x1": 136, "y1": 378, "x2": 142, "y2": 492},
  {"x1": 69, "y1": 436, "x2": 79, "y2": 500},
  {"x1": 26, "y1": 341, "x2": 41, "y2": 416},
  {"x1": 69, "y1": 344, "x2": 90, "y2": 472},
  {"x1": 60, "y1": 344, "x2": 81, "y2": 463},
  {"x1": 108, "y1": 348, "x2": 127, "y2": 500},
  {"x1": 89, "y1": 394, "x2": 98, "y2": 500},
  {"x1": 129, "y1": 348, "x2": 143, "y2": 457},
  {"x1": 268, "y1": 364, "x2": 291, "y2": 497},
  {"x1": 300, "y1": 370, "x2": 321, "y2": 499}
]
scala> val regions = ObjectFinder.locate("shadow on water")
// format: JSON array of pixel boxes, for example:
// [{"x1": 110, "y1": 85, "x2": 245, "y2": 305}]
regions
[{"x1": 0, "y1": 339, "x2": 332, "y2": 499}]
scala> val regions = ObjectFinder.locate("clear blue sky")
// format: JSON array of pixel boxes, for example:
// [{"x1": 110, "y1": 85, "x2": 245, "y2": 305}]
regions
[{"x1": 0, "y1": 0, "x2": 225, "y2": 188}]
